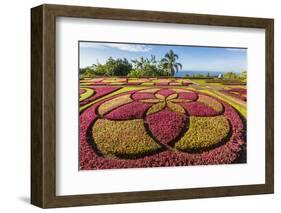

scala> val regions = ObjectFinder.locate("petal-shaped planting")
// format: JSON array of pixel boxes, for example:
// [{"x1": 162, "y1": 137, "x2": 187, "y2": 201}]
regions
[
  {"x1": 140, "y1": 99, "x2": 162, "y2": 103},
  {"x1": 146, "y1": 108, "x2": 187, "y2": 144},
  {"x1": 167, "y1": 102, "x2": 185, "y2": 114},
  {"x1": 146, "y1": 102, "x2": 166, "y2": 115},
  {"x1": 166, "y1": 93, "x2": 178, "y2": 100},
  {"x1": 197, "y1": 94, "x2": 223, "y2": 113},
  {"x1": 169, "y1": 99, "x2": 192, "y2": 103},
  {"x1": 98, "y1": 94, "x2": 132, "y2": 116},
  {"x1": 155, "y1": 94, "x2": 165, "y2": 100},
  {"x1": 180, "y1": 102, "x2": 219, "y2": 116},
  {"x1": 175, "y1": 116, "x2": 230, "y2": 152},
  {"x1": 92, "y1": 119, "x2": 161, "y2": 158},
  {"x1": 105, "y1": 102, "x2": 151, "y2": 120}
]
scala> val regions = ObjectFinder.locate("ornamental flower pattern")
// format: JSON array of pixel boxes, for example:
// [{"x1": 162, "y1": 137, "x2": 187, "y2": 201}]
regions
[
  {"x1": 79, "y1": 87, "x2": 246, "y2": 170},
  {"x1": 139, "y1": 92, "x2": 190, "y2": 115},
  {"x1": 97, "y1": 88, "x2": 227, "y2": 152}
]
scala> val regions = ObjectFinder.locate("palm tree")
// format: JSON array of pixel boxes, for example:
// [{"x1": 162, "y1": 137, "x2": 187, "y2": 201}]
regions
[
  {"x1": 131, "y1": 56, "x2": 147, "y2": 69},
  {"x1": 161, "y1": 50, "x2": 182, "y2": 76}
]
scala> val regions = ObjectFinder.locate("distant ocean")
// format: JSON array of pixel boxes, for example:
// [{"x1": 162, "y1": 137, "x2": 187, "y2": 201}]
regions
[{"x1": 175, "y1": 71, "x2": 224, "y2": 77}]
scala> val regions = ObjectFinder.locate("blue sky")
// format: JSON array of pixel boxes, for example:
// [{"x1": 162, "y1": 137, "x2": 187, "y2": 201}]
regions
[{"x1": 79, "y1": 42, "x2": 247, "y2": 73}]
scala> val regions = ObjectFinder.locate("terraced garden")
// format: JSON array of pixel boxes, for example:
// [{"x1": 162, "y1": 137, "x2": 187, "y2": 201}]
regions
[{"x1": 79, "y1": 78, "x2": 247, "y2": 170}]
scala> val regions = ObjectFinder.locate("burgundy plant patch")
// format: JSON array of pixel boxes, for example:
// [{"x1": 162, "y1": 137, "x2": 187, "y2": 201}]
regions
[
  {"x1": 132, "y1": 93, "x2": 155, "y2": 101},
  {"x1": 146, "y1": 108, "x2": 187, "y2": 144},
  {"x1": 156, "y1": 89, "x2": 174, "y2": 97},
  {"x1": 105, "y1": 102, "x2": 152, "y2": 120},
  {"x1": 155, "y1": 82, "x2": 169, "y2": 86},
  {"x1": 180, "y1": 102, "x2": 219, "y2": 116},
  {"x1": 178, "y1": 92, "x2": 198, "y2": 101}
]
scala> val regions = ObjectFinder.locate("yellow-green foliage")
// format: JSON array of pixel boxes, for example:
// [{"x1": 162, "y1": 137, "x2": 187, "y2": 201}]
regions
[
  {"x1": 175, "y1": 116, "x2": 230, "y2": 152},
  {"x1": 201, "y1": 90, "x2": 246, "y2": 117},
  {"x1": 128, "y1": 79, "x2": 145, "y2": 83},
  {"x1": 167, "y1": 102, "x2": 185, "y2": 114},
  {"x1": 92, "y1": 119, "x2": 161, "y2": 157},
  {"x1": 79, "y1": 88, "x2": 94, "y2": 101},
  {"x1": 197, "y1": 94, "x2": 223, "y2": 113},
  {"x1": 141, "y1": 82, "x2": 154, "y2": 86},
  {"x1": 188, "y1": 79, "x2": 206, "y2": 84},
  {"x1": 102, "y1": 78, "x2": 118, "y2": 83},
  {"x1": 146, "y1": 102, "x2": 166, "y2": 115},
  {"x1": 152, "y1": 79, "x2": 170, "y2": 83},
  {"x1": 80, "y1": 83, "x2": 93, "y2": 86},
  {"x1": 98, "y1": 94, "x2": 132, "y2": 116},
  {"x1": 110, "y1": 82, "x2": 124, "y2": 85}
]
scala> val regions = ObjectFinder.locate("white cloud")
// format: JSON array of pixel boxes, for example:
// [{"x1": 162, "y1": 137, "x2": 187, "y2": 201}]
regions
[{"x1": 80, "y1": 42, "x2": 152, "y2": 52}]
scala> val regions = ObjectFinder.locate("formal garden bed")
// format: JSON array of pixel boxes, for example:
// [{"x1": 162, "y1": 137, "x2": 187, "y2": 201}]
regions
[{"x1": 79, "y1": 86, "x2": 246, "y2": 170}]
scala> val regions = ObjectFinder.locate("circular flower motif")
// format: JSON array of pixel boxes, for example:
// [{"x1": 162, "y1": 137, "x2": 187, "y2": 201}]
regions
[{"x1": 80, "y1": 87, "x2": 246, "y2": 170}]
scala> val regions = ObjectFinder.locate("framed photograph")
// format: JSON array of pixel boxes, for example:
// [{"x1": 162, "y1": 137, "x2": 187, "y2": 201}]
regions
[{"x1": 31, "y1": 4, "x2": 274, "y2": 208}]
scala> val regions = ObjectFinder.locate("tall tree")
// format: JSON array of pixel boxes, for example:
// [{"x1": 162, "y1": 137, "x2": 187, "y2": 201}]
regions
[{"x1": 161, "y1": 50, "x2": 182, "y2": 76}]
